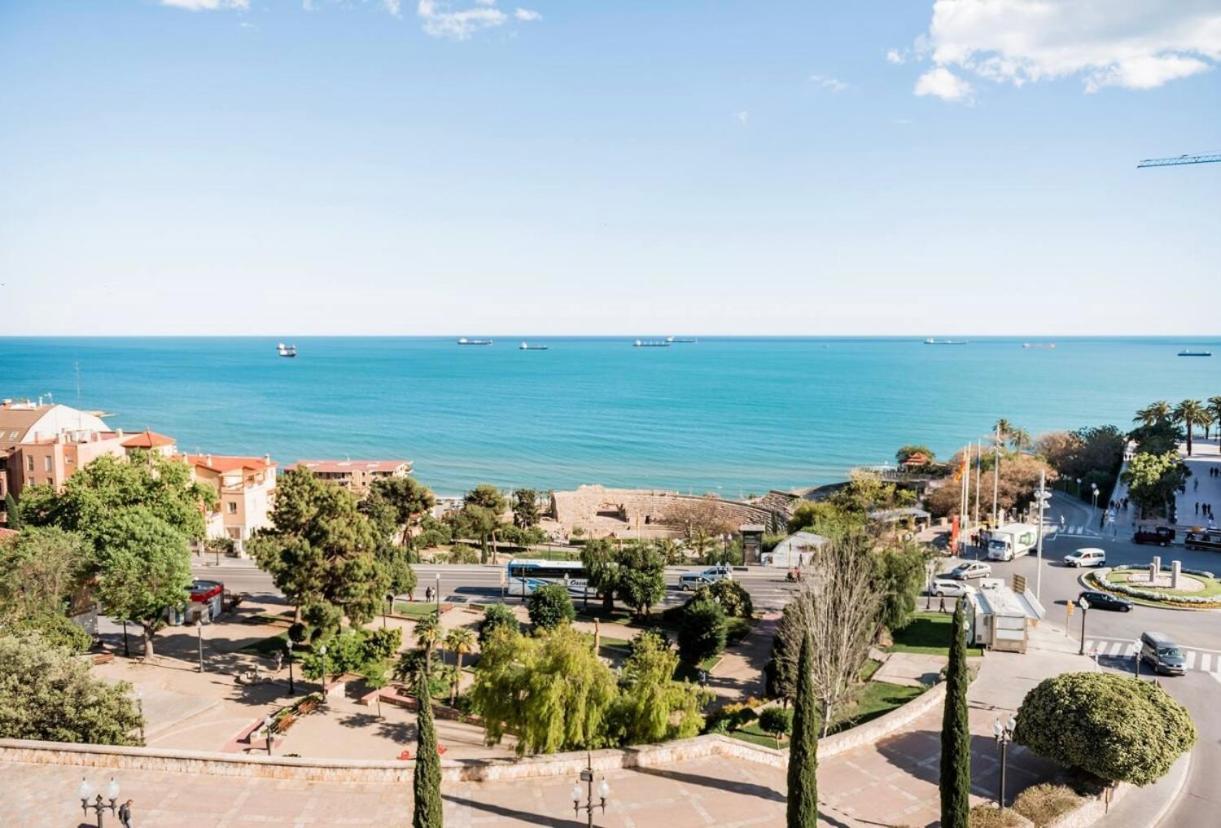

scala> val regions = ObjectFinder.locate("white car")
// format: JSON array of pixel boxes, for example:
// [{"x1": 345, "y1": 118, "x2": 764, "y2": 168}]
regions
[
  {"x1": 943, "y1": 561, "x2": 992, "y2": 580},
  {"x1": 1064, "y1": 548, "x2": 1106, "y2": 568},
  {"x1": 930, "y1": 578, "x2": 977, "y2": 598}
]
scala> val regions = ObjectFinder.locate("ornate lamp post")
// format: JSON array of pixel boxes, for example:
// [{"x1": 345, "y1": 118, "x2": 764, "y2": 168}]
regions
[
  {"x1": 195, "y1": 617, "x2": 205, "y2": 673},
  {"x1": 570, "y1": 752, "x2": 609, "y2": 828},
  {"x1": 434, "y1": 572, "x2": 441, "y2": 611},
  {"x1": 1077, "y1": 596, "x2": 1090, "y2": 655},
  {"x1": 319, "y1": 643, "x2": 328, "y2": 699},
  {"x1": 79, "y1": 777, "x2": 120, "y2": 827},
  {"x1": 993, "y1": 716, "x2": 1017, "y2": 809},
  {"x1": 286, "y1": 641, "x2": 295, "y2": 695}
]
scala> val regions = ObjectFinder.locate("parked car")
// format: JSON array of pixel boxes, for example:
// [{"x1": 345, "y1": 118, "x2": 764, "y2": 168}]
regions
[
  {"x1": 943, "y1": 561, "x2": 992, "y2": 580},
  {"x1": 930, "y1": 578, "x2": 977, "y2": 598},
  {"x1": 1063, "y1": 548, "x2": 1106, "y2": 568},
  {"x1": 1077, "y1": 590, "x2": 1132, "y2": 612},
  {"x1": 1184, "y1": 530, "x2": 1221, "y2": 551},
  {"x1": 1140, "y1": 631, "x2": 1186, "y2": 675},
  {"x1": 1133, "y1": 526, "x2": 1175, "y2": 546},
  {"x1": 701, "y1": 565, "x2": 734, "y2": 581}
]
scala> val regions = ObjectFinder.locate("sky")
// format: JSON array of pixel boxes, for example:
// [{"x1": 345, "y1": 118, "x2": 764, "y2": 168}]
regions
[{"x1": 2, "y1": 0, "x2": 1220, "y2": 336}]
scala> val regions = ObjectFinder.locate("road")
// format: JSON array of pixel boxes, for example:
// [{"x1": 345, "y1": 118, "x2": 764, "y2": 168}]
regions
[
  {"x1": 192, "y1": 559, "x2": 802, "y2": 612},
  {"x1": 941, "y1": 497, "x2": 1221, "y2": 828}
]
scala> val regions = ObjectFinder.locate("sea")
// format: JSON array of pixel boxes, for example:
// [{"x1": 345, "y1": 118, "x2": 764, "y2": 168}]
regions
[{"x1": 2, "y1": 337, "x2": 1218, "y2": 497}]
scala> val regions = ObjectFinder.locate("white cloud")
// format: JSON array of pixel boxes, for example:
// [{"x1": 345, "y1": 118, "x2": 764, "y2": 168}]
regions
[
  {"x1": 886, "y1": 48, "x2": 906, "y2": 65},
  {"x1": 417, "y1": 0, "x2": 514, "y2": 39},
  {"x1": 734, "y1": 110, "x2": 749, "y2": 126},
  {"x1": 914, "y1": 66, "x2": 974, "y2": 102},
  {"x1": 514, "y1": 8, "x2": 541, "y2": 22},
  {"x1": 914, "y1": 0, "x2": 1221, "y2": 96},
  {"x1": 383, "y1": 0, "x2": 402, "y2": 17},
  {"x1": 809, "y1": 73, "x2": 849, "y2": 93},
  {"x1": 160, "y1": 0, "x2": 249, "y2": 10}
]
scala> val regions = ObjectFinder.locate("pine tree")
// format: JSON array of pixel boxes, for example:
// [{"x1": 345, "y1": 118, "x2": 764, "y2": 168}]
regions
[
  {"x1": 413, "y1": 669, "x2": 444, "y2": 828},
  {"x1": 786, "y1": 629, "x2": 818, "y2": 827},
  {"x1": 4, "y1": 492, "x2": 20, "y2": 529},
  {"x1": 940, "y1": 599, "x2": 971, "y2": 828}
]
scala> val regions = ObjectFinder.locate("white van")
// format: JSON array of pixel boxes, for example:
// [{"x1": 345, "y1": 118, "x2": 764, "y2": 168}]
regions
[{"x1": 1063, "y1": 548, "x2": 1106, "y2": 568}]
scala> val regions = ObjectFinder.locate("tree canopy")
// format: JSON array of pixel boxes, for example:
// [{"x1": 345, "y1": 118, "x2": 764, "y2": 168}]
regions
[
  {"x1": 526, "y1": 583, "x2": 576, "y2": 629},
  {"x1": 1122, "y1": 451, "x2": 1189, "y2": 519},
  {"x1": 609, "y1": 631, "x2": 706, "y2": 744}
]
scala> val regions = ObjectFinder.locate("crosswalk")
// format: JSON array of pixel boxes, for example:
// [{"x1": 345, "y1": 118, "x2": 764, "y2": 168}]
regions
[
  {"x1": 1084, "y1": 639, "x2": 1221, "y2": 675},
  {"x1": 1049, "y1": 524, "x2": 1101, "y2": 538}
]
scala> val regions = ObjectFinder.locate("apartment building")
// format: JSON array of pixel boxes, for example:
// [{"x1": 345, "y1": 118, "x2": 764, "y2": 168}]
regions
[
  {"x1": 183, "y1": 453, "x2": 276, "y2": 553},
  {"x1": 286, "y1": 459, "x2": 412, "y2": 493},
  {"x1": 0, "y1": 400, "x2": 127, "y2": 501}
]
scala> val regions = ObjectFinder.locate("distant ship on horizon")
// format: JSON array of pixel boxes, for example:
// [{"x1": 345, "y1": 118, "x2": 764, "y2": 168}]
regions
[
  {"x1": 1022, "y1": 342, "x2": 1057, "y2": 350},
  {"x1": 457, "y1": 338, "x2": 494, "y2": 346},
  {"x1": 276, "y1": 343, "x2": 297, "y2": 358},
  {"x1": 634, "y1": 339, "x2": 671, "y2": 348},
  {"x1": 924, "y1": 338, "x2": 967, "y2": 345},
  {"x1": 1177, "y1": 348, "x2": 1212, "y2": 357},
  {"x1": 519, "y1": 341, "x2": 549, "y2": 351},
  {"x1": 666, "y1": 336, "x2": 698, "y2": 344}
]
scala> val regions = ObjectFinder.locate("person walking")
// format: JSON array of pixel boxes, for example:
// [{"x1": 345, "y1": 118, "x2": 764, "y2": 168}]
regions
[
  {"x1": 118, "y1": 799, "x2": 133, "y2": 828},
  {"x1": 1196, "y1": 502, "x2": 1200, "y2": 516}
]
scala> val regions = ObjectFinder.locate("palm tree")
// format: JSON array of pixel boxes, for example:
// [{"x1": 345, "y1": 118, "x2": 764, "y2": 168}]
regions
[
  {"x1": 1134, "y1": 401, "x2": 1172, "y2": 427},
  {"x1": 444, "y1": 627, "x2": 475, "y2": 674},
  {"x1": 1173, "y1": 399, "x2": 1207, "y2": 456},
  {"x1": 1201, "y1": 410, "x2": 1216, "y2": 442},
  {"x1": 1209, "y1": 397, "x2": 1221, "y2": 445},
  {"x1": 414, "y1": 611, "x2": 442, "y2": 671},
  {"x1": 993, "y1": 419, "x2": 1013, "y2": 442},
  {"x1": 439, "y1": 664, "x2": 461, "y2": 707},
  {"x1": 1007, "y1": 427, "x2": 1032, "y2": 452}
]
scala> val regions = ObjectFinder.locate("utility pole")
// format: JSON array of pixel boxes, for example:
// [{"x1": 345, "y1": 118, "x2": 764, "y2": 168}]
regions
[
  {"x1": 992, "y1": 424, "x2": 1001, "y2": 525},
  {"x1": 974, "y1": 439, "x2": 982, "y2": 526},
  {"x1": 1034, "y1": 470, "x2": 1049, "y2": 600}
]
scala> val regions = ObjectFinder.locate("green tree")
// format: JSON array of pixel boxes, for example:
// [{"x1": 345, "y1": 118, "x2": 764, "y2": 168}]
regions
[
  {"x1": 610, "y1": 631, "x2": 706, "y2": 744},
  {"x1": 0, "y1": 633, "x2": 142, "y2": 745},
  {"x1": 786, "y1": 630, "x2": 818, "y2": 827},
  {"x1": 1133, "y1": 401, "x2": 1173, "y2": 428},
  {"x1": 676, "y1": 597, "x2": 727, "y2": 666},
  {"x1": 692, "y1": 579, "x2": 754, "y2": 619},
  {"x1": 5, "y1": 612, "x2": 92, "y2": 653},
  {"x1": 871, "y1": 542, "x2": 928, "y2": 635},
  {"x1": 526, "y1": 583, "x2": 576, "y2": 629},
  {"x1": 511, "y1": 488, "x2": 541, "y2": 529},
  {"x1": 3, "y1": 491, "x2": 20, "y2": 529},
  {"x1": 0, "y1": 526, "x2": 91, "y2": 621},
  {"x1": 895, "y1": 445, "x2": 934, "y2": 465},
  {"x1": 248, "y1": 469, "x2": 388, "y2": 642},
  {"x1": 444, "y1": 626, "x2": 475, "y2": 674},
  {"x1": 1208, "y1": 397, "x2": 1221, "y2": 442},
  {"x1": 470, "y1": 624, "x2": 617, "y2": 755},
  {"x1": 1173, "y1": 399, "x2": 1207, "y2": 456},
  {"x1": 1122, "y1": 451, "x2": 1189, "y2": 519},
  {"x1": 412, "y1": 669, "x2": 444, "y2": 828},
  {"x1": 940, "y1": 600, "x2": 971, "y2": 828},
  {"x1": 301, "y1": 627, "x2": 400, "y2": 684},
  {"x1": 478, "y1": 603, "x2": 520, "y2": 644},
  {"x1": 787, "y1": 500, "x2": 866, "y2": 538},
  {"x1": 760, "y1": 705, "x2": 794, "y2": 748},
  {"x1": 1014, "y1": 672, "x2": 1195, "y2": 786},
  {"x1": 613, "y1": 541, "x2": 666, "y2": 618},
  {"x1": 414, "y1": 610, "x2": 442, "y2": 671},
  {"x1": 450, "y1": 503, "x2": 500, "y2": 565},
  {"x1": 90, "y1": 508, "x2": 192, "y2": 658},
  {"x1": 21, "y1": 452, "x2": 213, "y2": 542},
  {"x1": 580, "y1": 538, "x2": 619, "y2": 612},
  {"x1": 369, "y1": 476, "x2": 436, "y2": 551}
]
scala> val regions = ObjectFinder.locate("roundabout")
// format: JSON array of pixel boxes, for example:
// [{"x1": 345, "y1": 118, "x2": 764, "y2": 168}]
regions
[{"x1": 1084, "y1": 565, "x2": 1221, "y2": 610}]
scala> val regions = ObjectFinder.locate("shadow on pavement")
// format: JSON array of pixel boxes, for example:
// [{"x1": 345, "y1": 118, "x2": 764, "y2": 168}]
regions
[
  {"x1": 630, "y1": 765, "x2": 784, "y2": 803},
  {"x1": 442, "y1": 794, "x2": 584, "y2": 827}
]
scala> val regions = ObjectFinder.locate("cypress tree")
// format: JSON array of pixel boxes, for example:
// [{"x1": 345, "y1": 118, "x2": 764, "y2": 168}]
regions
[
  {"x1": 413, "y1": 669, "x2": 444, "y2": 828},
  {"x1": 940, "y1": 599, "x2": 971, "y2": 828},
  {"x1": 786, "y1": 629, "x2": 818, "y2": 827},
  {"x1": 4, "y1": 492, "x2": 20, "y2": 530}
]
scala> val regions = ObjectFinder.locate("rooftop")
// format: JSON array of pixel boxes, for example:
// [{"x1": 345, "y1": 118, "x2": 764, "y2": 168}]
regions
[
  {"x1": 289, "y1": 459, "x2": 411, "y2": 474},
  {"x1": 183, "y1": 454, "x2": 274, "y2": 474},
  {"x1": 121, "y1": 430, "x2": 176, "y2": 449}
]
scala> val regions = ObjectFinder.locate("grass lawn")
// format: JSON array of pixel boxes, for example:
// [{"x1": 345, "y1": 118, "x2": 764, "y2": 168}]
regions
[
  {"x1": 886, "y1": 612, "x2": 983, "y2": 657},
  {"x1": 597, "y1": 636, "x2": 633, "y2": 662},
  {"x1": 239, "y1": 630, "x2": 290, "y2": 656},
  {"x1": 1109, "y1": 571, "x2": 1221, "y2": 598},
  {"x1": 391, "y1": 601, "x2": 444, "y2": 619},
  {"x1": 729, "y1": 680, "x2": 923, "y2": 747}
]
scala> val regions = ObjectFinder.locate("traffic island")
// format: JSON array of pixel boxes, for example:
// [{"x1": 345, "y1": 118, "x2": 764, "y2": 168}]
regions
[{"x1": 1085, "y1": 564, "x2": 1221, "y2": 609}]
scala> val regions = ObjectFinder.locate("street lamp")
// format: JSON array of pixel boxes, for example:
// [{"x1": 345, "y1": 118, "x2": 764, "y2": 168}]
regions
[
  {"x1": 196, "y1": 618, "x2": 205, "y2": 673},
  {"x1": 993, "y1": 716, "x2": 1017, "y2": 809},
  {"x1": 286, "y1": 641, "x2": 295, "y2": 695},
  {"x1": 135, "y1": 689, "x2": 145, "y2": 745},
  {"x1": 121, "y1": 619, "x2": 130, "y2": 658},
  {"x1": 434, "y1": 572, "x2": 441, "y2": 611},
  {"x1": 570, "y1": 752, "x2": 609, "y2": 828},
  {"x1": 1077, "y1": 596, "x2": 1090, "y2": 655},
  {"x1": 925, "y1": 558, "x2": 936, "y2": 610},
  {"x1": 79, "y1": 776, "x2": 120, "y2": 827},
  {"x1": 1091, "y1": 483, "x2": 1099, "y2": 512},
  {"x1": 319, "y1": 644, "x2": 328, "y2": 698}
]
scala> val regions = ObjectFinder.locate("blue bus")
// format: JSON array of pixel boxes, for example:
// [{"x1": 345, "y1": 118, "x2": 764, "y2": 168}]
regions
[{"x1": 505, "y1": 558, "x2": 589, "y2": 598}]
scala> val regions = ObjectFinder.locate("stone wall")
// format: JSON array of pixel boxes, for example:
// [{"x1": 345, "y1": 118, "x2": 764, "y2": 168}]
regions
[{"x1": 549, "y1": 485, "x2": 789, "y2": 536}]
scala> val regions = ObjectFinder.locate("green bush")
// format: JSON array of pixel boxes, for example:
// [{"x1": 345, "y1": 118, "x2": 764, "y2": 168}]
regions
[
  {"x1": 676, "y1": 598, "x2": 727, "y2": 665},
  {"x1": 692, "y1": 579, "x2": 754, "y2": 618},
  {"x1": 445, "y1": 544, "x2": 480, "y2": 564},
  {"x1": 3, "y1": 612, "x2": 92, "y2": 654},
  {"x1": 1014, "y1": 672, "x2": 1196, "y2": 786},
  {"x1": 479, "y1": 603, "x2": 520, "y2": 643},
  {"x1": 1012, "y1": 783, "x2": 1082, "y2": 827},
  {"x1": 526, "y1": 583, "x2": 576, "y2": 630},
  {"x1": 968, "y1": 804, "x2": 1026, "y2": 828},
  {"x1": 758, "y1": 706, "x2": 793, "y2": 746}
]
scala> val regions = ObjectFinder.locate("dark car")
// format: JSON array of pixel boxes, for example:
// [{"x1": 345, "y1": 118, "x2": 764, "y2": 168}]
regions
[
  {"x1": 1184, "y1": 530, "x2": 1221, "y2": 551},
  {"x1": 1077, "y1": 590, "x2": 1132, "y2": 612},
  {"x1": 1133, "y1": 526, "x2": 1175, "y2": 546}
]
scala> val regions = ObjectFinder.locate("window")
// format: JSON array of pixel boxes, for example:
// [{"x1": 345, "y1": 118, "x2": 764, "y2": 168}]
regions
[
  {"x1": 44, "y1": 456, "x2": 52, "y2": 472},
  {"x1": 27, "y1": 456, "x2": 34, "y2": 472},
  {"x1": 227, "y1": 501, "x2": 238, "y2": 514}
]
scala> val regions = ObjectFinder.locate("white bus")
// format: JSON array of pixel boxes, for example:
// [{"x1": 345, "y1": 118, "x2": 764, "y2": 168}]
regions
[{"x1": 505, "y1": 558, "x2": 589, "y2": 598}]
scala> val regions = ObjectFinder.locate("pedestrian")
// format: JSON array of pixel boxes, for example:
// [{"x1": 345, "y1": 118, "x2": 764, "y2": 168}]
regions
[
  {"x1": 424, "y1": 585, "x2": 433, "y2": 602},
  {"x1": 1196, "y1": 502, "x2": 1200, "y2": 516},
  {"x1": 1059, "y1": 515, "x2": 1066, "y2": 530},
  {"x1": 119, "y1": 799, "x2": 133, "y2": 828}
]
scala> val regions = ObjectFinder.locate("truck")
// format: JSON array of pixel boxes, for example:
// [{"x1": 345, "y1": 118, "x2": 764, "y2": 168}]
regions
[{"x1": 986, "y1": 523, "x2": 1040, "y2": 562}]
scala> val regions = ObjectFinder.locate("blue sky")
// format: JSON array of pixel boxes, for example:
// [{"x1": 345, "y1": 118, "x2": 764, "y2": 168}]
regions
[{"x1": 2, "y1": 1, "x2": 1219, "y2": 336}]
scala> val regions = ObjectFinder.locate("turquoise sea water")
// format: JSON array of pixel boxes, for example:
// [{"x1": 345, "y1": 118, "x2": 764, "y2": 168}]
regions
[{"x1": 2, "y1": 337, "x2": 1219, "y2": 496}]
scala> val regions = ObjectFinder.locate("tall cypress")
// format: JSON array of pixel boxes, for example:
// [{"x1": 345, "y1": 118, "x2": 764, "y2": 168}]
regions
[
  {"x1": 413, "y1": 669, "x2": 444, "y2": 828},
  {"x1": 940, "y1": 599, "x2": 971, "y2": 828},
  {"x1": 4, "y1": 492, "x2": 20, "y2": 530},
  {"x1": 787, "y1": 629, "x2": 818, "y2": 827}
]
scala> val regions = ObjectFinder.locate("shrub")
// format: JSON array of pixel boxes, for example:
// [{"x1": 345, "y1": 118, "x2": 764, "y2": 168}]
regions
[
  {"x1": 3, "y1": 612, "x2": 92, "y2": 654},
  {"x1": 1014, "y1": 672, "x2": 1196, "y2": 786},
  {"x1": 968, "y1": 804, "x2": 1026, "y2": 828},
  {"x1": 719, "y1": 701, "x2": 758, "y2": 729},
  {"x1": 676, "y1": 597, "x2": 727, "y2": 666},
  {"x1": 526, "y1": 583, "x2": 576, "y2": 630},
  {"x1": 445, "y1": 544, "x2": 480, "y2": 564},
  {"x1": 479, "y1": 603, "x2": 520, "y2": 644},
  {"x1": 692, "y1": 579, "x2": 754, "y2": 618},
  {"x1": 758, "y1": 706, "x2": 793, "y2": 746},
  {"x1": 1012, "y1": 783, "x2": 1082, "y2": 827}
]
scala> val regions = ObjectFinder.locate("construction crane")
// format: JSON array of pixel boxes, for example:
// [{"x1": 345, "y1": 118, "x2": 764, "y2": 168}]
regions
[{"x1": 1137, "y1": 153, "x2": 1221, "y2": 168}]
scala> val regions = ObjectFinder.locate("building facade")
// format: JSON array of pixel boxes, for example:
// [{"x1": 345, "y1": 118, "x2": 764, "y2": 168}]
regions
[
  {"x1": 286, "y1": 459, "x2": 412, "y2": 493},
  {"x1": 0, "y1": 400, "x2": 127, "y2": 502},
  {"x1": 182, "y1": 454, "x2": 277, "y2": 553}
]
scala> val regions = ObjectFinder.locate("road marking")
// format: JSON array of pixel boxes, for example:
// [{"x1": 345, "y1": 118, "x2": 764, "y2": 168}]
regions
[
  {"x1": 1184, "y1": 651, "x2": 1196, "y2": 670},
  {"x1": 1199, "y1": 653, "x2": 1212, "y2": 672}
]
